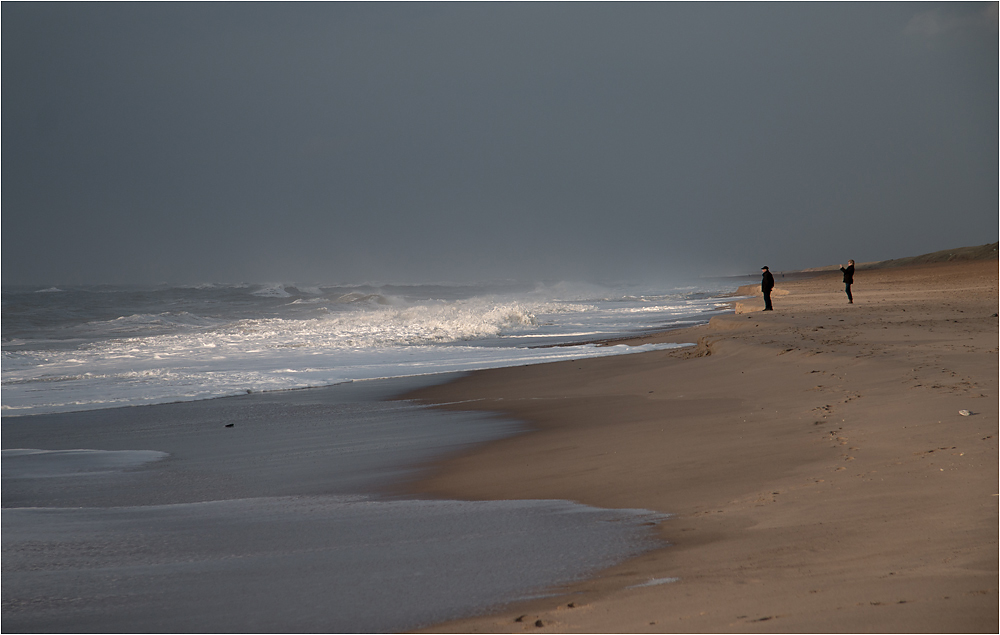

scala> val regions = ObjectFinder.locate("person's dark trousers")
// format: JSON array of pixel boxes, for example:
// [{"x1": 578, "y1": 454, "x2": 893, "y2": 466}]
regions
[
  {"x1": 763, "y1": 289, "x2": 773, "y2": 310},
  {"x1": 845, "y1": 284, "x2": 853, "y2": 303}
]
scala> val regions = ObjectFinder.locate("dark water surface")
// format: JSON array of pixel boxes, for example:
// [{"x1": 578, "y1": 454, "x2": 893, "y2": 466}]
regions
[{"x1": 2, "y1": 377, "x2": 667, "y2": 633}]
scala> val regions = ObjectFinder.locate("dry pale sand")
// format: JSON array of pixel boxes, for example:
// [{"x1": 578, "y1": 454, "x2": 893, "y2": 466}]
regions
[{"x1": 404, "y1": 258, "x2": 998, "y2": 633}]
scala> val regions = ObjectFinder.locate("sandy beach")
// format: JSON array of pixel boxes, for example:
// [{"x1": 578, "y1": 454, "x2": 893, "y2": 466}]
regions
[
  {"x1": 3, "y1": 255, "x2": 996, "y2": 633},
  {"x1": 7, "y1": 3, "x2": 996, "y2": 632},
  {"x1": 406, "y1": 257, "x2": 999, "y2": 633}
]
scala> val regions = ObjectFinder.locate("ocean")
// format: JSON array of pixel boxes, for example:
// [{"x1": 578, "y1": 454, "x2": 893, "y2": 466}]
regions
[
  {"x1": 2, "y1": 280, "x2": 733, "y2": 632},
  {"x1": 1, "y1": 280, "x2": 731, "y2": 416}
]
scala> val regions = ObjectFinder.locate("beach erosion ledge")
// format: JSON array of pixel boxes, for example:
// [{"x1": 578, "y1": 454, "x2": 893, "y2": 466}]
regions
[{"x1": 405, "y1": 256, "x2": 998, "y2": 633}]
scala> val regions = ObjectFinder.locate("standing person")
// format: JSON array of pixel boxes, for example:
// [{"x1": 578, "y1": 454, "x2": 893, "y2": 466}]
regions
[
  {"x1": 840, "y1": 259, "x2": 855, "y2": 304},
  {"x1": 761, "y1": 266, "x2": 775, "y2": 311}
]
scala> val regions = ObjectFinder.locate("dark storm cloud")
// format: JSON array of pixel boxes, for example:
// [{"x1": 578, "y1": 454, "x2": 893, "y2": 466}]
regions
[{"x1": 3, "y1": 3, "x2": 997, "y2": 285}]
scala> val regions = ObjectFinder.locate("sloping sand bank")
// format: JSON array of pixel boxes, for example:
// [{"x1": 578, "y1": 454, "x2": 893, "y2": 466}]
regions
[{"x1": 405, "y1": 259, "x2": 998, "y2": 633}]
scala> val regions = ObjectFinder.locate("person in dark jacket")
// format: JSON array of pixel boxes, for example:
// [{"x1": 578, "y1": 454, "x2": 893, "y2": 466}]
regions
[
  {"x1": 761, "y1": 266, "x2": 775, "y2": 311},
  {"x1": 840, "y1": 260, "x2": 855, "y2": 304}
]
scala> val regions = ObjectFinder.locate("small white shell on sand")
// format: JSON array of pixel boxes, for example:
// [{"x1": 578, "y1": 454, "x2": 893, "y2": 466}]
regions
[{"x1": 958, "y1": 409, "x2": 971, "y2": 416}]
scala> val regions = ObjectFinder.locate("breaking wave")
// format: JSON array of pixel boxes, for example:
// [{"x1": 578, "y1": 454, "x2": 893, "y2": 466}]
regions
[{"x1": 2, "y1": 281, "x2": 733, "y2": 415}]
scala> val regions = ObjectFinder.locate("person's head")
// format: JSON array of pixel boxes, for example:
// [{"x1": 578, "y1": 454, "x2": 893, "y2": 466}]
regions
[
  {"x1": 761, "y1": 266, "x2": 769, "y2": 272},
  {"x1": 848, "y1": 259, "x2": 854, "y2": 265}
]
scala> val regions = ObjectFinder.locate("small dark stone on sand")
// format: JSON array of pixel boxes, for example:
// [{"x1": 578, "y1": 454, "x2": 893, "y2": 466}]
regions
[
  {"x1": 567, "y1": 602, "x2": 575, "y2": 608},
  {"x1": 535, "y1": 619, "x2": 545, "y2": 627},
  {"x1": 225, "y1": 423, "x2": 234, "y2": 428},
  {"x1": 514, "y1": 615, "x2": 527, "y2": 623}
]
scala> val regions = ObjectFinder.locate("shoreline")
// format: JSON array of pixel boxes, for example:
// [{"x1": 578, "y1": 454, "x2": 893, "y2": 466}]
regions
[
  {"x1": 1, "y1": 309, "x2": 722, "y2": 419},
  {"x1": 5, "y1": 374, "x2": 669, "y2": 633},
  {"x1": 0, "y1": 338, "x2": 700, "y2": 419},
  {"x1": 402, "y1": 259, "x2": 998, "y2": 633},
  {"x1": 3, "y1": 257, "x2": 995, "y2": 632}
]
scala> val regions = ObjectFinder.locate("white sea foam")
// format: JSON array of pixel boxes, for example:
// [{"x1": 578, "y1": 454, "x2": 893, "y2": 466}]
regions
[
  {"x1": 628, "y1": 577, "x2": 681, "y2": 588},
  {"x1": 252, "y1": 284, "x2": 293, "y2": 298},
  {"x1": 2, "y1": 448, "x2": 169, "y2": 477},
  {"x1": 295, "y1": 286, "x2": 324, "y2": 295},
  {"x1": 1, "y1": 341, "x2": 691, "y2": 415},
  {"x1": 335, "y1": 292, "x2": 391, "y2": 305},
  {"x1": 2, "y1": 281, "x2": 733, "y2": 416}
]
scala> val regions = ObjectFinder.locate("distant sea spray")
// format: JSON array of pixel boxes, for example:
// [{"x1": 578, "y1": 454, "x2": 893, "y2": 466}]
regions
[{"x1": 1, "y1": 281, "x2": 732, "y2": 415}]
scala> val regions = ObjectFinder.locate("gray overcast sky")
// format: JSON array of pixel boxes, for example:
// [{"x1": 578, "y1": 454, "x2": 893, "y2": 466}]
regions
[{"x1": 3, "y1": 2, "x2": 997, "y2": 286}]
